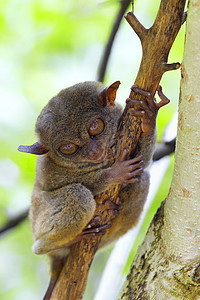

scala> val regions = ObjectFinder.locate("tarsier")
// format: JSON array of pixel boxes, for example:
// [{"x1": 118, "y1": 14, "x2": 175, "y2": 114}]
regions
[{"x1": 18, "y1": 80, "x2": 169, "y2": 296}]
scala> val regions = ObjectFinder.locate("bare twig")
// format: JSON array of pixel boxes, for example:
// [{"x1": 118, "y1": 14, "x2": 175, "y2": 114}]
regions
[
  {"x1": 153, "y1": 138, "x2": 176, "y2": 161},
  {"x1": 124, "y1": 12, "x2": 147, "y2": 41},
  {"x1": 0, "y1": 208, "x2": 29, "y2": 235},
  {"x1": 97, "y1": 0, "x2": 131, "y2": 82}
]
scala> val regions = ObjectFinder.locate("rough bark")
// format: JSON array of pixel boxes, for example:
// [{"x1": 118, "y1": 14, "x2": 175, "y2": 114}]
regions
[
  {"x1": 120, "y1": 0, "x2": 200, "y2": 298},
  {"x1": 50, "y1": 0, "x2": 186, "y2": 299}
]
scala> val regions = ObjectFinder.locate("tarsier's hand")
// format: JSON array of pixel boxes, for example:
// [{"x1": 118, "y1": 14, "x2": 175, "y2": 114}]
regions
[
  {"x1": 126, "y1": 85, "x2": 170, "y2": 134},
  {"x1": 108, "y1": 150, "x2": 143, "y2": 184}
]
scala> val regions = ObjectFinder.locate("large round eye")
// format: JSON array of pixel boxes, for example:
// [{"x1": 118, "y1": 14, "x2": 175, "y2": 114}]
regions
[
  {"x1": 88, "y1": 118, "x2": 104, "y2": 137},
  {"x1": 59, "y1": 142, "x2": 78, "y2": 155}
]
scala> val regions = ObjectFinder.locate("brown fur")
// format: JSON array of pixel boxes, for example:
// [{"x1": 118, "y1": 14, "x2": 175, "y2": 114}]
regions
[{"x1": 19, "y1": 80, "x2": 157, "y2": 267}]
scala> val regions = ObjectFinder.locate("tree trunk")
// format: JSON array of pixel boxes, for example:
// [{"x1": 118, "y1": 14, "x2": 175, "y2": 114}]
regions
[{"x1": 120, "y1": 1, "x2": 200, "y2": 298}]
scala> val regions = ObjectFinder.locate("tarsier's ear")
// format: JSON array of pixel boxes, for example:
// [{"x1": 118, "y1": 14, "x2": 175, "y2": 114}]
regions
[
  {"x1": 99, "y1": 80, "x2": 121, "y2": 107},
  {"x1": 18, "y1": 142, "x2": 48, "y2": 155}
]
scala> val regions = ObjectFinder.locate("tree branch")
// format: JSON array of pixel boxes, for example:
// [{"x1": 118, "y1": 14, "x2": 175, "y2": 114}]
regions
[
  {"x1": 0, "y1": 208, "x2": 29, "y2": 235},
  {"x1": 97, "y1": 0, "x2": 131, "y2": 82},
  {"x1": 48, "y1": 0, "x2": 186, "y2": 299},
  {"x1": 153, "y1": 138, "x2": 176, "y2": 161},
  {"x1": 162, "y1": 62, "x2": 181, "y2": 72}
]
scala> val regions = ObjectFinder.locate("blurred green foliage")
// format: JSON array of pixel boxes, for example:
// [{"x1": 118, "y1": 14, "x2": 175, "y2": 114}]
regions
[{"x1": 0, "y1": 0, "x2": 185, "y2": 299}]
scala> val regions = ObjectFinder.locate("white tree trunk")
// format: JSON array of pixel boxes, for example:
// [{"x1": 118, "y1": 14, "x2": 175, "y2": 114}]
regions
[{"x1": 120, "y1": 1, "x2": 200, "y2": 298}]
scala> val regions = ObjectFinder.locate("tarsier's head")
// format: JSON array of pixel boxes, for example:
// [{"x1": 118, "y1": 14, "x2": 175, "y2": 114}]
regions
[{"x1": 18, "y1": 81, "x2": 121, "y2": 167}]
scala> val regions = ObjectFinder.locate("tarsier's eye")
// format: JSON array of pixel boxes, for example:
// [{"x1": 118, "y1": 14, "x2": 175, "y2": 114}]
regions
[
  {"x1": 88, "y1": 118, "x2": 104, "y2": 137},
  {"x1": 59, "y1": 142, "x2": 79, "y2": 155}
]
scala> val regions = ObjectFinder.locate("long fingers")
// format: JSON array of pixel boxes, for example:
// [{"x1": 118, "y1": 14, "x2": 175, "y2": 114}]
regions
[
  {"x1": 127, "y1": 99, "x2": 155, "y2": 119},
  {"x1": 131, "y1": 86, "x2": 157, "y2": 111},
  {"x1": 130, "y1": 85, "x2": 170, "y2": 110},
  {"x1": 82, "y1": 223, "x2": 111, "y2": 235},
  {"x1": 118, "y1": 149, "x2": 143, "y2": 163}
]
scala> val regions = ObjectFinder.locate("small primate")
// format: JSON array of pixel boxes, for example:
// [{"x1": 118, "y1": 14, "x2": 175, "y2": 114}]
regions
[{"x1": 18, "y1": 80, "x2": 169, "y2": 298}]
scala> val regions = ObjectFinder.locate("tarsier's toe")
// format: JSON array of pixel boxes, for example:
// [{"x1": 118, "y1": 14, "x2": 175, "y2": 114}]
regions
[
  {"x1": 104, "y1": 199, "x2": 120, "y2": 218},
  {"x1": 81, "y1": 222, "x2": 112, "y2": 236}
]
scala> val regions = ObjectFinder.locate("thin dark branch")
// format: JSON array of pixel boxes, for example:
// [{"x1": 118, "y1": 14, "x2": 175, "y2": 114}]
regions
[
  {"x1": 153, "y1": 138, "x2": 176, "y2": 161},
  {"x1": 97, "y1": 0, "x2": 131, "y2": 82},
  {"x1": 0, "y1": 208, "x2": 29, "y2": 236}
]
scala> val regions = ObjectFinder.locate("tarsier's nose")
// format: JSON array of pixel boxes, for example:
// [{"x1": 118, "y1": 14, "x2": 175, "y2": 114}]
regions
[{"x1": 87, "y1": 142, "x2": 107, "y2": 162}]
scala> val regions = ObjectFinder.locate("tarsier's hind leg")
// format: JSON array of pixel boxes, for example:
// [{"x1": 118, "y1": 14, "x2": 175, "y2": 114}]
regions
[
  {"x1": 42, "y1": 200, "x2": 120, "y2": 300},
  {"x1": 31, "y1": 183, "x2": 119, "y2": 255},
  {"x1": 31, "y1": 183, "x2": 97, "y2": 255},
  {"x1": 64, "y1": 199, "x2": 121, "y2": 246}
]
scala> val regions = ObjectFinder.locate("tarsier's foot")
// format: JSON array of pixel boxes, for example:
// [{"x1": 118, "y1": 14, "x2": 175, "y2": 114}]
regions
[
  {"x1": 126, "y1": 85, "x2": 170, "y2": 134},
  {"x1": 65, "y1": 222, "x2": 112, "y2": 248},
  {"x1": 78, "y1": 200, "x2": 121, "y2": 238},
  {"x1": 67, "y1": 199, "x2": 121, "y2": 247},
  {"x1": 86, "y1": 199, "x2": 120, "y2": 229}
]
